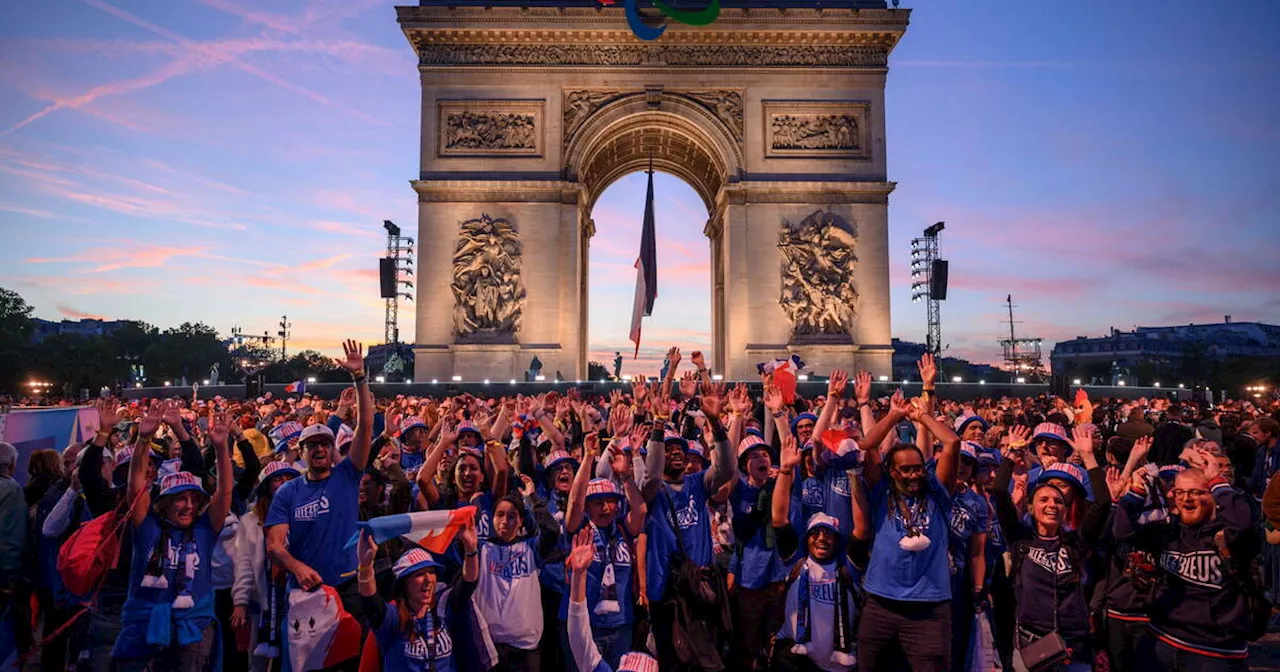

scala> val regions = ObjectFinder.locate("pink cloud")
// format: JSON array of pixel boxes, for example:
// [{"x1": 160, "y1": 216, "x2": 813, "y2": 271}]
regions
[
  {"x1": 56, "y1": 303, "x2": 106, "y2": 319},
  {"x1": 26, "y1": 244, "x2": 209, "y2": 273}
]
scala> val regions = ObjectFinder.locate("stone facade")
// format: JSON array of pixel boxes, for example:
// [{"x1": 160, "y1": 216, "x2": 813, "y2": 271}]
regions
[{"x1": 399, "y1": 4, "x2": 908, "y2": 381}]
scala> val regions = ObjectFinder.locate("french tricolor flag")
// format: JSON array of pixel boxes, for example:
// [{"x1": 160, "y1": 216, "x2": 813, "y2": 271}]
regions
[
  {"x1": 758, "y1": 354, "x2": 806, "y2": 404},
  {"x1": 284, "y1": 380, "x2": 306, "y2": 394},
  {"x1": 628, "y1": 163, "x2": 658, "y2": 359},
  {"x1": 347, "y1": 506, "x2": 477, "y2": 554}
]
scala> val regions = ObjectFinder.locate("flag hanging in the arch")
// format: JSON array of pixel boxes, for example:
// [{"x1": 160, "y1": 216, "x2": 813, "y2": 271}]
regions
[{"x1": 629, "y1": 164, "x2": 658, "y2": 358}]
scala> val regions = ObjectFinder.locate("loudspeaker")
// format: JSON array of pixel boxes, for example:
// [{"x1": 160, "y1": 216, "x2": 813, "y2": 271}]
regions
[
  {"x1": 379, "y1": 258, "x2": 397, "y2": 298},
  {"x1": 930, "y1": 260, "x2": 949, "y2": 300}
]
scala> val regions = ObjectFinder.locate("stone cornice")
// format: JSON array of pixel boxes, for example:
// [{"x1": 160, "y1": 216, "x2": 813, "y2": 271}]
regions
[
  {"x1": 411, "y1": 179, "x2": 585, "y2": 203},
  {"x1": 715, "y1": 180, "x2": 896, "y2": 208},
  {"x1": 397, "y1": 5, "x2": 910, "y2": 31}
]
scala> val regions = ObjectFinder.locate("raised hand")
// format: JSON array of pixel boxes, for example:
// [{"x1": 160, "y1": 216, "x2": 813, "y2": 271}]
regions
[
  {"x1": 609, "y1": 388, "x2": 623, "y2": 409},
  {"x1": 568, "y1": 527, "x2": 595, "y2": 573},
  {"x1": 137, "y1": 402, "x2": 166, "y2": 437},
  {"x1": 1105, "y1": 466, "x2": 1127, "y2": 500},
  {"x1": 334, "y1": 340, "x2": 365, "y2": 377},
  {"x1": 667, "y1": 346, "x2": 682, "y2": 374},
  {"x1": 827, "y1": 369, "x2": 848, "y2": 398},
  {"x1": 780, "y1": 434, "x2": 801, "y2": 471},
  {"x1": 208, "y1": 410, "x2": 231, "y2": 447},
  {"x1": 96, "y1": 398, "x2": 123, "y2": 429},
  {"x1": 337, "y1": 386, "x2": 356, "y2": 411},
  {"x1": 888, "y1": 389, "x2": 910, "y2": 417},
  {"x1": 357, "y1": 531, "x2": 378, "y2": 568},
  {"x1": 763, "y1": 385, "x2": 785, "y2": 413},
  {"x1": 917, "y1": 353, "x2": 938, "y2": 387},
  {"x1": 161, "y1": 399, "x2": 184, "y2": 428},
  {"x1": 691, "y1": 350, "x2": 706, "y2": 370},
  {"x1": 459, "y1": 519, "x2": 478, "y2": 553},
  {"x1": 1011, "y1": 472, "x2": 1028, "y2": 510},
  {"x1": 854, "y1": 371, "x2": 872, "y2": 405},
  {"x1": 519, "y1": 474, "x2": 536, "y2": 498},
  {"x1": 1198, "y1": 448, "x2": 1222, "y2": 481},
  {"x1": 729, "y1": 383, "x2": 752, "y2": 415},
  {"x1": 583, "y1": 432, "x2": 601, "y2": 459},
  {"x1": 631, "y1": 380, "x2": 648, "y2": 404},
  {"x1": 679, "y1": 371, "x2": 699, "y2": 399},
  {"x1": 701, "y1": 382, "x2": 725, "y2": 417},
  {"x1": 1070, "y1": 425, "x2": 1095, "y2": 458},
  {"x1": 1008, "y1": 425, "x2": 1032, "y2": 450},
  {"x1": 1129, "y1": 435, "x2": 1153, "y2": 467}
]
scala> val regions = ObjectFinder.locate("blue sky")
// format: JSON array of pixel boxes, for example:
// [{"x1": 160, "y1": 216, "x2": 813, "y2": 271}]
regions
[{"x1": 1, "y1": 0, "x2": 1277, "y2": 377}]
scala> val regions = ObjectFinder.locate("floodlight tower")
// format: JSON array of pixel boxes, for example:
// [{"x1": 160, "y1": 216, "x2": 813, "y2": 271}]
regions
[
  {"x1": 381, "y1": 220, "x2": 415, "y2": 344},
  {"x1": 910, "y1": 222, "x2": 947, "y2": 355}
]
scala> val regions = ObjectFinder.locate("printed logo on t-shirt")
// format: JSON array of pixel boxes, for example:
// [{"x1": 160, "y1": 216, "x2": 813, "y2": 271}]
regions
[
  {"x1": 294, "y1": 495, "x2": 330, "y2": 522},
  {"x1": 477, "y1": 511, "x2": 491, "y2": 539},
  {"x1": 595, "y1": 540, "x2": 632, "y2": 566},
  {"x1": 1159, "y1": 550, "x2": 1224, "y2": 589},
  {"x1": 1026, "y1": 546, "x2": 1073, "y2": 576},
  {"x1": 949, "y1": 504, "x2": 975, "y2": 539},
  {"x1": 809, "y1": 578, "x2": 838, "y2": 605},
  {"x1": 675, "y1": 496, "x2": 702, "y2": 529},
  {"x1": 404, "y1": 628, "x2": 453, "y2": 660},
  {"x1": 487, "y1": 548, "x2": 534, "y2": 581},
  {"x1": 803, "y1": 480, "x2": 824, "y2": 510},
  {"x1": 830, "y1": 473, "x2": 850, "y2": 497}
]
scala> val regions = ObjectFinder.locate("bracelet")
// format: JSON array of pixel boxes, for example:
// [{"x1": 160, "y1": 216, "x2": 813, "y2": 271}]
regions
[
  {"x1": 465, "y1": 550, "x2": 479, "y2": 558},
  {"x1": 352, "y1": 375, "x2": 367, "y2": 383},
  {"x1": 922, "y1": 387, "x2": 935, "y2": 393},
  {"x1": 771, "y1": 411, "x2": 786, "y2": 418}
]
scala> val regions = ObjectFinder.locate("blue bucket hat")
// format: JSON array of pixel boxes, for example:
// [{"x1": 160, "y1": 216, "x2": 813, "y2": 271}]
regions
[{"x1": 393, "y1": 548, "x2": 443, "y2": 584}]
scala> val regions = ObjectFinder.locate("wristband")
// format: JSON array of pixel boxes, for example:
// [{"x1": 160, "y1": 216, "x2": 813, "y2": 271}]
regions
[
  {"x1": 465, "y1": 550, "x2": 479, "y2": 558},
  {"x1": 352, "y1": 375, "x2": 367, "y2": 383},
  {"x1": 772, "y1": 411, "x2": 786, "y2": 419}
]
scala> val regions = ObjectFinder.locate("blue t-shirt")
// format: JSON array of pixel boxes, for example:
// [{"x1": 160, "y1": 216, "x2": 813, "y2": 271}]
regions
[
  {"x1": 947, "y1": 488, "x2": 990, "y2": 575},
  {"x1": 265, "y1": 458, "x2": 362, "y2": 587},
  {"x1": 645, "y1": 473, "x2": 714, "y2": 600},
  {"x1": 805, "y1": 449, "x2": 861, "y2": 538},
  {"x1": 730, "y1": 478, "x2": 787, "y2": 590},
  {"x1": 115, "y1": 512, "x2": 217, "y2": 658},
  {"x1": 373, "y1": 596, "x2": 457, "y2": 672},
  {"x1": 559, "y1": 521, "x2": 635, "y2": 629},
  {"x1": 863, "y1": 476, "x2": 953, "y2": 602},
  {"x1": 400, "y1": 448, "x2": 427, "y2": 474}
]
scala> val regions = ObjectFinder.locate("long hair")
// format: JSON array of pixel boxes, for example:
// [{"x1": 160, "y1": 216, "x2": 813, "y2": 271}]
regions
[{"x1": 441, "y1": 450, "x2": 489, "y2": 507}]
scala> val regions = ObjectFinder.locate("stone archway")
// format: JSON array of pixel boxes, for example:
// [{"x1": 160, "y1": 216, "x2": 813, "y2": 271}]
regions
[{"x1": 399, "y1": 3, "x2": 907, "y2": 381}]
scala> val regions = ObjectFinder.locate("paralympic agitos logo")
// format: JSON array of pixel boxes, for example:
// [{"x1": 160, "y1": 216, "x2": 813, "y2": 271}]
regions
[{"x1": 599, "y1": 0, "x2": 720, "y2": 41}]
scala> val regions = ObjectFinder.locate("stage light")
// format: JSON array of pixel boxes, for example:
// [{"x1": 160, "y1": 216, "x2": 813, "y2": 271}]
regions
[
  {"x1": 203, "y1": 379, "x2": 210, "y2": 385},
  {"x1": 1178, "y1": 383, "x2": 1185, "y2": 389},
  {"x1": 1117, "y1": 380, "x2": 1126, "y2": 386},
  {"x1": 535, "y1": 375, "x2": 546, "y2": 382},
  {"x1": 1072, "y1": 379, "x2": 1081, "y2": 385},
  {"x1": 375, "y1": 376, "x2": 386, "y2": 383},
  {"x1": 952, "y1": 376, "x2": 962, "y2": 383},
  {"x1": 1154, "y1": 382, "x2": 1161, "y2": 388},
  {"x1": 510, "y1": 379, "x2": 517, "y2": 384},
  {"x1": 306, "y1": 377, "x2": 317, "y2": 384},
  {"x1": 452, "y1": 375, "x2": 463, "y2": 382},
  {"x1": 484, "y1": 379, "x2": 490, "y2": 385},
  {"x1": 979, "y1": 380, "x2": 986, "y2": 385},
  {"x1": 164, "y1": 381, "x2": 172, "y2": 386},
  {"x1": 135, "y1": 382, "x2": 142, "y2": 388},
  {"x1": 798, "y1": 374, "x2": 809, "y2": 381},
  {"x1": 879, "y1": 375, "x2": 889, "y2": 382},
  {"x1": 712, "y1": 374, "x2": 724, "y2": 381},
  {"x1": 1016, "y1": 377, "x2": 1026, "y2": 384},
  {"x1": 431, "y1": 379, "x2": 439, "y2": 384}
]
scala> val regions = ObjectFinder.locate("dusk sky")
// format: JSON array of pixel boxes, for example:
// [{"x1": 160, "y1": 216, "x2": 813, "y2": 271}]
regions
[{"x1": 1, "y1": 0, "x2": 1278, "y2": 377}]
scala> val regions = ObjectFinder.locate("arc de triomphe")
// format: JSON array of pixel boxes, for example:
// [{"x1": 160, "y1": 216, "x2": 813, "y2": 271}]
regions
[{"x1": 399, "y1": 0, "x2": 908, "y2": 381}]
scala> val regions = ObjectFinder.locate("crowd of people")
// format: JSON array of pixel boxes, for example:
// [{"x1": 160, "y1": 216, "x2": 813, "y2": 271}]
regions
[{"x1": 1, "y1": 341, "x2": 1279, "y2": 672}]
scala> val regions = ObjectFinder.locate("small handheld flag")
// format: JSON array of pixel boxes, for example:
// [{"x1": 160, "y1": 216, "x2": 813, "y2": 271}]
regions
[
  {"x1": 284, "y1": 380, "x2": 306, "y2": 394},
  {"x1": 757, "y1": 355, "x2": 806, "y2": 404},
  {"x1": 347, "y1": 506, "x2": 477, "y2": 554}
]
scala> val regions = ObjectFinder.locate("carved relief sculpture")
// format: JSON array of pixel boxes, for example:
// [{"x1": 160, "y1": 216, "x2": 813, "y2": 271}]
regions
[
  {"x1": 452, "y1": 214, "x2": 527, "y2": 339},
  {"x1": 763, "y1": 101, "x2": 871, "y2": 158},
  {"x1": 778, "y1": 210, "x2": 859, "y2": 337},
  {"x1": 564, "y1": 89, "x2": 623, "y2": 143},
  {"x1": 772, "y1": 114, "x2": 858, "y2": 151},
  {"x1": 438, "y1": 100, "x2": 544, "y2": 157},
  {"x1": 682, "y1": 90, "x2": 743, "y2": 142},
  {"x1": 417, "y1": 43, "x2": 890, "y2": 68}
]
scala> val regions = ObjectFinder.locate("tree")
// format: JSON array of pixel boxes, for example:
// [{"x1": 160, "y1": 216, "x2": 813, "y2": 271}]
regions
[
  {"x1": 588, "y1": 361, "x2": 611, "y2": 382},
  {"x1": 0, "y1": 287, "x2": 35, "y2": 392}
]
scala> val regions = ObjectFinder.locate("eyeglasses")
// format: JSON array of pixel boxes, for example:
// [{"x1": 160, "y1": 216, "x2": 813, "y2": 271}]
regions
[
  {"x1": 1171, "y1": 488, "x2": 1211, "y2": 500},
  {"x1": 895, "y1": 465, "x2": 925, "y2": 476}
]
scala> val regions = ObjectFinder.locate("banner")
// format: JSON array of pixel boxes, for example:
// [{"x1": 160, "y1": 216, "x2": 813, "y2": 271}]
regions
[{"x1": 2, "y1": 406, "x2": 99, "y2": 483}]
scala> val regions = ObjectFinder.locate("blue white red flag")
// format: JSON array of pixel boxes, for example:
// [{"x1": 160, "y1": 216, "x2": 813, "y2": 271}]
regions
[
  {"x1": 284, "y1": 380, "x2": 306, "y2": 394},
  {"x1": 757, "y1": 354, "x2": 806, "y2": 404},
  {"x1": 347, "y1": 506, "x2": 477, "y2": 554}
]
